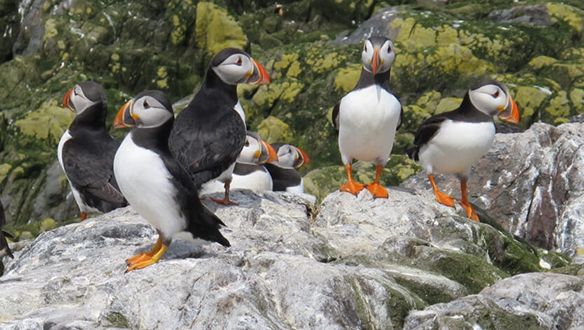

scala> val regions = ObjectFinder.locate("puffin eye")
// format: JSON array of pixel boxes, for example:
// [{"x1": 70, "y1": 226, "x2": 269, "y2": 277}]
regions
[
  {"x1": 143, "y1": 100, "x2": 150, "y2": 109},
  {"x1": 245, "y1": 140, "x2": 250, "y2": 147},
  {"x1": 492, "y1": 90, "x2": 500, "y2": 98},
  {"x1": 236, "y1": 57, "x2": 243, "y2": 66}
]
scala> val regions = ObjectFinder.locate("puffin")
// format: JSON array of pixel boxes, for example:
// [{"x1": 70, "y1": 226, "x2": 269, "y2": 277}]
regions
[
  {"x1": 200, "y1": 131, "x2": 277, "y2": 194},
  {"x1": 407, "y1": 80, "x2": 520, "y2": 221},
  {"x1": 169, "y1": 48, "x2": 270, "y2": 205},
  {"x1": 0, "y1": 201, "x2": 14, "y2": 259},
  {"x1": 58, "y1": 81, "x2": 127, "y2": 220},
  {"x1": 265, "y1": 143, "x2": 310, "y2": 194},
  {"x1": 332, "y1": 36, "x2": 402, "y2": 199},
  {"x1": 113, "y1": 90, "x2": 230, "y2": 272}
]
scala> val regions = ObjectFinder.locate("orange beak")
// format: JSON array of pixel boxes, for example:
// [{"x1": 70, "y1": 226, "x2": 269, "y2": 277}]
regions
[
  {"x1": 371, "y1": 48, "x2": 380, "y2": 76},
  {"x1": 294, "y1": 147, "x2": 310, "y2": 168},
  {"x1": 63, "y1": 88, "x2": 73, "y2": 111},
  {"x1": 499, "y1": 96, "x2": 520, "y2": 125},
  {"x1": 263, "y1": 141, "x2": 278, "y2": 163},
  {"x1": 248, "y1": 59, "x2": 271, "y2": 85},
  {"x1": 113, "y1": 100, "x2": 135, "y2": 128}
]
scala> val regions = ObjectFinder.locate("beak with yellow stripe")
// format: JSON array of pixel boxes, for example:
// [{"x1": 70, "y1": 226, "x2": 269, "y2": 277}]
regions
[
  {"x1": 361, "y1": 37, "x2": 395, "y2": 76},
  {"x1": 113, "y1": 90, "x2": 174, "y2": 130}
]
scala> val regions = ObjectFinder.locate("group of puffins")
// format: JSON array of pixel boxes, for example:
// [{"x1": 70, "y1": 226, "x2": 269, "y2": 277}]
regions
[{"x1": 1, "y1": 36, "x2": 521, "y2": 271}]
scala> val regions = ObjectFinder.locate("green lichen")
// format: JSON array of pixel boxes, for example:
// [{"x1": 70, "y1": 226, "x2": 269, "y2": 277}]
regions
[
  {"x1": 547, "y1": 3, "x2": 584, "y2": 33},
  {"x1": 14, "y1": 100, "x2": 74, "y2": 145}
]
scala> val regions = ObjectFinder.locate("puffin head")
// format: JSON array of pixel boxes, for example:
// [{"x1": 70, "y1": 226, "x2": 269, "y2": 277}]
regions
[
  {"x1": 361, "y1": 37, "x2": 395, "y2": 76},
  {"x1": 62, "y1": 81, "x2": 106, "y2": 114},
  {"x1": 468, "y1": 80, "x2": 520, "y2": 124},
  {"x1": 211, "y1": 48, "x2": 270, "y2": 86},
  {"x1": 271, "y1": 143, "x2": 310, "y2": 169},
  {"x1": 237, "y1": 132, "x2": 278, "y2": 164},
  {"x1": 113, "y1": 90, "x2": 173, "y2": 129}
]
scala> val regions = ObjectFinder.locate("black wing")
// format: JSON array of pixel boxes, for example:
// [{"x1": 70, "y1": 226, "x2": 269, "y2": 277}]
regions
[
  {"x1": 407, "y1": 115, "x2": 448, "y2": 161},
  {"x1": 0, "y1": 201, "x2": 13, "y2": 258},
  {"x1": 160, "y1": 154, "x2": 230, "y2": 247},
  {"x1": 265, "y1": 164, "x2": 302, "y2": 191},
  {"x1": 332, "y1": 102, "x2": 340, "y2": 130},
  {"x1": 62, "y1": 135, "x2": 127, "y2": 210},
  {"x1": 397, "y1": 105, "x2": 403, "y2": 130},
  {"x1": 170, "y1": 105, "x2": 245, "y2": 188}
]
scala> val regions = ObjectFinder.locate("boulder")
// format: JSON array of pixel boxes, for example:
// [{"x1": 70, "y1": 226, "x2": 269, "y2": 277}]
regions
[
  {"x1": 403, "y1": 122, "x2": 584, "y2": 256},
  {"x1": 404, "y1": 272, "x2": 584, "y2": 329},
  {"x1": 0, "y1": 189, "x2": 566, "y2": 328}
]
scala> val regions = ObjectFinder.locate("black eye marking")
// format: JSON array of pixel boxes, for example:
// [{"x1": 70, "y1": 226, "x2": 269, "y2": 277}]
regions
[
  {"x1": 236, "y1": 57, "x2": 243, "y2": 66},
  {"x1": 492, "y1": 90, "x2": 500, "y2": 98},
  {"x1": 245, "y1": 140, "x2": 250, "y2": 147},
  {"x1": 143, "y1": 100, "x2": 150, "y2": 108}
]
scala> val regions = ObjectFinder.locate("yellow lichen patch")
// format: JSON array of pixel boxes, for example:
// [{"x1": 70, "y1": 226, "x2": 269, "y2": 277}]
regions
[
  {"x1": 286, "y1": 62, "x2": 302, "y2": 78},
  {"x1": 308, "y1": 52, "x2": 346, "y2": 74},
  {"x1": 257, "y1": 116, "x2": 293, "y2": 143},
  {"x1": 436, "y1": 25, "x2": 459, "y2": 46},
  {"x1": 528, "y1": 56, "x2": 558, "y2": 70},
  {"x1": 569, "y1": 88, "x2": 584, "y2": 111},
  {"x1": 546, "y1": 3, "x2": 584, "y2": 33},
  {"x1": 430, "y1": 44, "x2": 493, "y2": 77},
  {"x1": 252, "y1": 81, "x2": 304, "y2": 107},
  {"x1": 545, "y1": 91, "x2": 571, "y2": 124},
  {"x1": 0, "y1": 163, "x2": 12, "y2": 184},
  {"x1": 514, "y1": 86, "x2": 551, "y2": 123},
  {"x1": 334, "y1": 63, "x2": 361, "y2": 93},
  {"x1": 273, "y1": 53, "x2": 299, "y2": 72},
  {"x1": 195, "y1": 2, "x2": 247, "y2": 55},
  {"x1": 171, "y1": 14, "x2": 187, "y2": 45},
  {"x1": 44, "y1": 19, "x2": 58, "y2": 40},
  {"x1": 15, "y1": 100, "x2": 75, "y2": 144},
  {"x1": 156, "y1": 66, "x2": 169, "y2": 89},
  {"x1": 395, "y1": 17, "x2": 436, "y2": 50},
  {"x1": 435, "y1": 97, "x2": 462, "y2": 114},
  {"x1": 280, "y1": 81, "x2": 304, "y2": 103},
  {"x1": 415, "y1": 90, "x2": 442, "y2": 109}
]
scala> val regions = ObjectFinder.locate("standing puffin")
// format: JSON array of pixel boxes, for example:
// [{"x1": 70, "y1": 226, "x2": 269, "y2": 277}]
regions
[
  {"x1": 0, "y1": 201, "x2": 14, "y2": 259},
  {"x1": 58, "y1": 81, "x2": 127, "y2": 220},
  {"x1": 332, "y1": 37, "x2": 402, "y2": 198},
  {"x1": 408, "y1": 80, "x2": 520, "y2": 221},
  {"x1": 265, "y1": 143, "x2": 310, "y2": 194},
  {"x1": 169, "y1": 48, "x2": 270, "y2": 205},
  {"x1": 201, "y1": 132, "x2": 277, "y2": 194},
  {"x1": 113, "y1": 91, "x2": 230, "y2": 272}
]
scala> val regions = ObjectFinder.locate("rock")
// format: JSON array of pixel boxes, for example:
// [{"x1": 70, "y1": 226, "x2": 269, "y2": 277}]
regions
[
  {"x1": 0, "y1": 190, "x2": 566, "y2": 328},
  {"x1": 402, "y1": 122, "x2": 584, "y2": 256},
  {"x1": 333, "y1": 7, "x2": 401, "y2": 45},
  {"x1": 195, "y1": 2, "x2": 248, "y2": 56},
  {"x1": 404, "y1": 272, "x2": 584, "y2": 329},
  {"x1": 488, "y1": 5, "x2": 551, "y2": 27},
  {"x1": 256, "y1": 115, "x2": 293, "y2": 143}
]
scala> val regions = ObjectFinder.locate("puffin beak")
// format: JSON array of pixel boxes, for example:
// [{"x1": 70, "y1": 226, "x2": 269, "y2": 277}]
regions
[
  {"x1": 63, "y1": 89, "x2": 74, "y2": 112},
  {"x1": 294, "y1": 147, "x2": 310, "y2": 168},
  {"x1": 247, "y1": 59, "x2": 271, "y2": 85},
  {"x1": 113, "y1": 100, "x2": 136, "y2": 128},
  {"x1": 262, "y1": 141, "x2": 278, "y2": 163},
  {"x1": 371, "y1": 48, "x2": 380, "y2": 76},
  {"x1": 498, "y1": 96, "x2": 520, "y2": 125}
]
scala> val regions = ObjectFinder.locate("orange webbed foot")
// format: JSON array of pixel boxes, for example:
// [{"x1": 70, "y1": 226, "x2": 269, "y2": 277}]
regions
[
  {"x1": 367, "y1": 182, "x2": 389, "y2": 199},
  {"x1": 461, "y1": 202, "x2": 480, "y2": 222},
  {"x1": 211, "y1": 197, "x2": 239, "y2": 206},
  {"x1": 434, "y1": 190, "x2": 456, "y2": 207},
  {"x1": 79, "y1": 212, "x2": 88, "y2": 221},
  {"x1": 339, "y1": 181, "x2": 365, "y2": 196},
  {"x1": 126, "y1": 245, "x2": 168, "y2": 273}
]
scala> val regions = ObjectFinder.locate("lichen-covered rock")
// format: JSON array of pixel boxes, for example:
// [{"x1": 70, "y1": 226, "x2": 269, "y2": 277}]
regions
[
  {"x1": 403, "y1": 122, "x2": 584, "y2": 256},
  {"x1": 195, "y1": 2, "x2": 248, "y2": 56},
  {"x1": 0, "y1": 190, "x2": 566, "y2": 328}
]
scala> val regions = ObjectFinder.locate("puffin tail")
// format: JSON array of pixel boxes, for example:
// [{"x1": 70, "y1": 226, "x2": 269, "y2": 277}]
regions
[
  {"x1": 189, "y1": 206, "x2": 231, "y2": 247},
  {"x1": 0, "y1": 231, "x2": 14, "y2": 259}
]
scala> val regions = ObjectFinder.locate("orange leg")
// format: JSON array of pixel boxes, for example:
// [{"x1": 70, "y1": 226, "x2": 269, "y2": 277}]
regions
[
  {"x1": 79, "y1": 212, "x2": 88, "y2": 221},
  {"x1": 428, "y1": 175, "x2": 455, "y2": 207},
  {"x1": 339, "y1": 164, "x2": 365, "y2": 196},
  {"x1": 460, "y1": 178, "x2": 479, "y2": 222},
  {"x1": 211, "y1": 180, "x2": 239, "y2": 206},
  {"x1": 367, "y1": 164, "x2": 388, "y2": 198},
  {"x1": 126, "y1": 236, "x2": 163, "y2": 265},
  {"x1": 126, "y1": 244, "x2": 168, "y2": 272}
]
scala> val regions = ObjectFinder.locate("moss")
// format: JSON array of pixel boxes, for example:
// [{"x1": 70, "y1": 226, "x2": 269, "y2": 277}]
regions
[
  {"x1": 514, "y1": 86, "x2": 551, "y2": 124},
  {"x1": 195, "y1": 2, "x2": 247, "y2": 56},
  {"x1": 103, "y1": 312, "x2": 130, "y2": 328},
  {"x1": 570, "y1": 88, "x2": 584, "y2": 111},
  {"x1": 0, "y1": 163, "x2": 12, "y2": 184},
  {"x1": 544, "y1": 91, "x2": 571, "y2": 124},
  {"x1": 14, "y1": 100, "x2": 74, "y2": 145},
  {"x1": 40, "y1": 218, "x2": 58, "y2": 232},
  {"x1": 528, "y1": 55, "x2": 558, "y2": 70}
]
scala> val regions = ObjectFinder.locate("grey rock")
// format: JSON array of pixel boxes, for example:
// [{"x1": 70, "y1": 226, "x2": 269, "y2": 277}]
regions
[
  {"x1": 333, "y1": 7, "x2": 401, "y2": 45},
  {"x1": 0, "y1": 190, "x2": 563, "y2": 328},
  {"x1": 404, "y1": 272, "x2": 584, "y2": 329},
  {"x1": 403, "y1": 122, "x2": 584, "y2": 256},
  {"x1": 488, "y1": 5, "x2": 551, "y2": 27}
]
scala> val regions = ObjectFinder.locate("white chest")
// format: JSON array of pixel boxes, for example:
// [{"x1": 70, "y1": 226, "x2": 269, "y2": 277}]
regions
[
  {"x1": 234, "y1": 101, "x2": 246, "y2": 128},
  {"x1": 57, "y1": 130, "x2": 72, "y2": 171},
  {"x1": 114, "y1": 134, "x2": 186, "y2": 237}
]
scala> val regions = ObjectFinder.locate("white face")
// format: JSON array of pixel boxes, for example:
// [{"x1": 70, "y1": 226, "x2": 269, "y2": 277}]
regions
[
  {"x1": 237, "y1": 135, "x2": 263, "y2": 164},
  {"x1": 212, "y1": 53, "x2": 255, "y2": 85},
  {"x1": 69, "y1": 84, "x2": 97, "y2": 114},
  {"x1": 274, "y1": 144, "x2": 298, "y2": 169},
  {"x1": 361, "y1": 39, "x2": 395, "y2": 74},
  {"x1": 129, "y1": 95, "x2": 173, "y2": 128},
  {"x1": 468, "y1": 84, "x2": 509, "y2": 116}
]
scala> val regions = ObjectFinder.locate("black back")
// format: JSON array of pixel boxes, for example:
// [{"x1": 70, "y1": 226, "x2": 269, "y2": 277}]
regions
[
  {"x1": 0, "y1": 200, "x2": 14, "y2": 259},
  {"x1": 407, "y1": 93, "x2": 494, "y2": 161},
  {"x1": 265, "y1": 164, "x2": 302, "y2": 191},
  {"x1": 132, "y1": 118, "x2": 230, "y2": 247},
  {"x1": 63, "y1": 97, "x2": 127, "y2": 212},
  {"x1": 233, "y1": 163, "x2": 264, "y2": 176},
  {"x1": 169, "y1": 67, "x2": 246, "y2": 189}
]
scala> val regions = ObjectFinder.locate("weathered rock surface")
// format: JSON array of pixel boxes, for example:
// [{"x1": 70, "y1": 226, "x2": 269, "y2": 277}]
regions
[
  {"x1": 0, "y1": 190, "x2": 568, "y2": 329},
  {"x1": 403, "y1": 122, "x2": 584, "y2": 256},
  {"x1": 404, "y1": 272, "x2": 584, "y2": 329}
]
